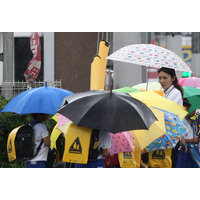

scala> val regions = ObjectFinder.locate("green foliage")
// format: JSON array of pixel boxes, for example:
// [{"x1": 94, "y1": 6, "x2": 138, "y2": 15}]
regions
[{"x1": 0, "y1": 95, "x2": 56, "y2": 168}]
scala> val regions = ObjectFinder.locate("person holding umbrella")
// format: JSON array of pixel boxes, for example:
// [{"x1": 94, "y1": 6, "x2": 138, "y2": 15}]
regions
[
  {"x1": 144, "y1": 67, "x2": 184, "y2": 168},
  {"x1": 176, "y1": 100, "x2": 200, "y2": 167},
  {"x1": 158, "y1": 67, "x2": 184, "y2": 167},
  {"x1": 26, "y1": 113, "x2": 50, "y2": 168}
]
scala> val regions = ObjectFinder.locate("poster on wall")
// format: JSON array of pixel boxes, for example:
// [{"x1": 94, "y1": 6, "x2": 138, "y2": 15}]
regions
[{"x1": 24, "y1": 32, "x2": 41, "y2": 86}]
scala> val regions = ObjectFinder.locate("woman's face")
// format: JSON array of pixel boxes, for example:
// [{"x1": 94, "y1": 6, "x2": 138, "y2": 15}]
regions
[{"x1": 158, "y1": 71, "x2": 175, "y2": 90}]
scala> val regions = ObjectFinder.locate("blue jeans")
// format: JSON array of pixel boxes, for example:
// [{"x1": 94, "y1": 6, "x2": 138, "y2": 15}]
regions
[
  {"x1": 75, "y1": 159, "x2": 105, "y2": 168},
  {"x1": 176, "y1": 149, "x2": 194, "y2": 168},
  {"x1": 26, "y1": 161, "x2": 46, "y2": 168}
]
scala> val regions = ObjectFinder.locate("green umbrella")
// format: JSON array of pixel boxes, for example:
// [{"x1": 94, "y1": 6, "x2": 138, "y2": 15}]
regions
[
  {"x1": 113, "y1": 87, "x2": 141, "y2": 93},
  {"x1": 183, "y1": 86, "x2": 200, "y2": 113}
]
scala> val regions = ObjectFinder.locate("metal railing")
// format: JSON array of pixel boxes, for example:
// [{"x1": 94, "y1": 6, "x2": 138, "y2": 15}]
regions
[{"x1": 0, "y1": 80, "x2": 62, "y2": 99}]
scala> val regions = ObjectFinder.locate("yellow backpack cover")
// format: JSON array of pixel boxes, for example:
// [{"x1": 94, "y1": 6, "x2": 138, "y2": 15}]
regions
[
  {"x1": 62, "y1": 123, "x2": 93, "y2": 164},
  {"x1": 118, "y1": 148, "x2": 142, "y2": 168},
  {"x1": 148, "y1": 149, "x2": 172, "y2": 168},
  {"x1": 7, "y1": 126, "x2": 22, "y2": 162}
]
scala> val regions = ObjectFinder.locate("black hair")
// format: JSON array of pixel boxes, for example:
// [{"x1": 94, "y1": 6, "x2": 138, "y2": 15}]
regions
[
  {"x1": 158, "y1": 67, "x2": 183, "y2": 99},
  {"x1": 31, "y1": 113, "x2": 38, "y2": 120},
  {"x1": 31, "y1": 113, "x2": 48, "y2": 122},
  {"x1": 183, "y1": 102, "x2": 191, "y2": 108}
]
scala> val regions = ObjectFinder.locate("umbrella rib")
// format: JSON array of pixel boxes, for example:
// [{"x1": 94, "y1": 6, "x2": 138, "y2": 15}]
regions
[
  {"x1": 11, "y1": 88, "x2": 40, "y2": 114},
  {"x1": 77, "y1": 96, "x2": 106, "y2": 125},
  {"x1": 119, "y1": 95, "x2": 156, "y2": 122}
]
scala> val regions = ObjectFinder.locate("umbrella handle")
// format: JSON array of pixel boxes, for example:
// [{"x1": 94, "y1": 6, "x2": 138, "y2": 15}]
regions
[
  {"x1": 110, "y1": 84, "x2": 113, "y2": 95},
  {"x1": 146, "y1": 38, "x2": 155, "y2": 91},
  {"x1": 146, "y1": 67, "x2": 150, "y2": 91}
]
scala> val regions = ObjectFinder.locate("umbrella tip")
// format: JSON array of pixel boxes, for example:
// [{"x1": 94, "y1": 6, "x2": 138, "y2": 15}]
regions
[{"x1": 45, "y1": 81, "x2": 47, "y2": 88}]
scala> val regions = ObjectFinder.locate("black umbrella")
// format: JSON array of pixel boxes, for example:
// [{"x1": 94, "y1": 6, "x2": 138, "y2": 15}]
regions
[{"x1": 57, "y1": 90, "x2": 157, "y2": 133}]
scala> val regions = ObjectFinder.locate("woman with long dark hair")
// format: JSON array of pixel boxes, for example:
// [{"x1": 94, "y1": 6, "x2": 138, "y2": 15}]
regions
[
  {"x1": 145, "y1": 67, "x2": 185, "y2": 168},
  {"x1": 158, "y1": 67, "x2": 183, "y2": 106}
]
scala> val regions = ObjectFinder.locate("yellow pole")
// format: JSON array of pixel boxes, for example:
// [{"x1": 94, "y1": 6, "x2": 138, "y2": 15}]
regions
[
  {"x1": 98, "y1": 40, "x2": 110, "y2": 90},
  {"x1": 90, "y1": 55, "x2": 101, "y2": 90}
]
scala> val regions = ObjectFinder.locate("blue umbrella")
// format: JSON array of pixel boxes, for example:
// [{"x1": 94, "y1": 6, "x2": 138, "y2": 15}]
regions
[
  {"x1": 1, "y1": 82, "x2": 73, "y2": 115},
  {"x1": 143, "y1": 108, "x2": 188, "y2": 153}
]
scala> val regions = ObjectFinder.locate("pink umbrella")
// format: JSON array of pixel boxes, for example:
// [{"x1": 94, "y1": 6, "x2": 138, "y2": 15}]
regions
[
  {"x1": 109, "y1": 131, "x2": 133, "y2": 155},
  {"x1": 57, "y1": 113, "x2": 70, "y2": 127},
  {"x1": 178, "y1": 77, "x2": 200, "y2": 88}
]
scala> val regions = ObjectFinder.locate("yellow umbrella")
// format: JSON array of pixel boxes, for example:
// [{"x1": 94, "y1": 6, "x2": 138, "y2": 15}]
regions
[
  {"x1": 57, "y1": 120, "x2": 73, "y2": 134},
  {"x1": 51, "y1": 113, "x2": 59, "y2": 122},
  {"x1": 111, "y1": 106, "x2": 165, "y2": 152},
  {"x1": 50, "y1": 113, "x2": 73, "y2": 149},
  {"x1": 140, "y1": 89, "x2": 164, "y2": 97},
  {"x1": 117, "y1": 106, "x2": 166, "y2": 168},
  {"x1": 50, "y1": 122, "x2": 62, "y2": 149},
  {"x1": 130, "y1": 106, "x2": 166, "y2": 150},
  {"x1": 130, "y1": 90, "x2": 187, "y2": 120},
  {"x1": 50, "y1": 114, "x2": 62, "y2": 149}
]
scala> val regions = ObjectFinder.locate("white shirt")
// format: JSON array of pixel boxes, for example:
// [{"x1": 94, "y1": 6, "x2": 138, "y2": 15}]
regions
[
  {"x1": 182, "y1": 118, "x2": 193, "y2": 139},
  {"x1": 28, "y1": 123, "x2": 49, "y2": 162},
  {"x1": 97, "y1": 130, "x2": 111, "y2": 159},
  {"x1": 164, "y1": 85, "x2": 183, "y2": 106}
]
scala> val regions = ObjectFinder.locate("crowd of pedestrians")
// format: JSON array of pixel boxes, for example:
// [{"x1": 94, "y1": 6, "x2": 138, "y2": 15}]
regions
[
  {"x1": 9, "y1": 67, "x2": 200, "y2": 168},
  {"x1": 106, "y1": 67, "x2": 200, "y2": 168}
]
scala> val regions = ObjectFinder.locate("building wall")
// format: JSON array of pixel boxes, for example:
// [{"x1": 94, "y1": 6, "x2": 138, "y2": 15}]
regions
[
  {"x1": 113, "y1": 32, "x2": 143, "y2": 89},
  {"x1": 55, "y1": 32, "x2": 98, "y2": 93},
  {"x1": 43, "y1": 32, "x2": 54, "y2": 82}
]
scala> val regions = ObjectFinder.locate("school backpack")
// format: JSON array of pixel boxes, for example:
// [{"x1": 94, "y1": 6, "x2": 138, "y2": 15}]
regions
[
  {"x1": 7, "y1": 122, "x2": 43, "y2": 162},
  {"x1": 147, "y1": 149, "x2": 173, "y2": 168},
  {"x1": 62, "y1": 124, "x2": 102, "y2": 164},
  {"x1": 88, "y1": 129, "x2": 102, "y2": 161}
]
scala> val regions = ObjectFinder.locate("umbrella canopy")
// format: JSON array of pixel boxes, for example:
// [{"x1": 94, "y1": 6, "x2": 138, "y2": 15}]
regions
[
  {"x1": 183, "y1": 86, "x2": 200, "y2": 113},
  {"x1": 1, "y1": 83, "x2": 73, "y2": 115},
  {"x1": 107, "y1": 44, "x2": 192, "y2": 72},
  {"x1": 50, "y1": 125, "x2": 62, "y2": 150},
  {"x1": 109, "y1": 107, "x2": 187, "y2": 154},
  {"x1": 140, "y1": 89, "x2": 164, "y2": 97},
  {"x1": 55, "y1": 105, "x2": 166, "y2": 154},
  {"x1": 57, "y1": 113, "x2": 70, "y2": 127},
  {"x1": 132, "y1": 82, "x2": 164, "y2": 96},
  {"x1": 130, "y1": 90, "x2": 188, "y2": 120},
  {"x1": 50, "y1": 113, "x2": 72, "y2": 149},
  {"x1": 109, "y1": 131, "x2": 133, "y2": 155},
  {"x1": 178, "y1": 77, "x2": 200, "y2": 88},
  {"x1": 143, "y1": 109, "x2": 188, "y2": 153},
  {"x1": 57, "y1": 90, "x2": 157, "y2": 133},
  {"x1": 113, "y1": 87, "x2": 141, "y2": 93},
  {"x1": 130, "y1": 106, "x2": 166, "y2": 150},
  {"x1": 132, "y1": 82, "x2": 163, "y2": 91}
]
